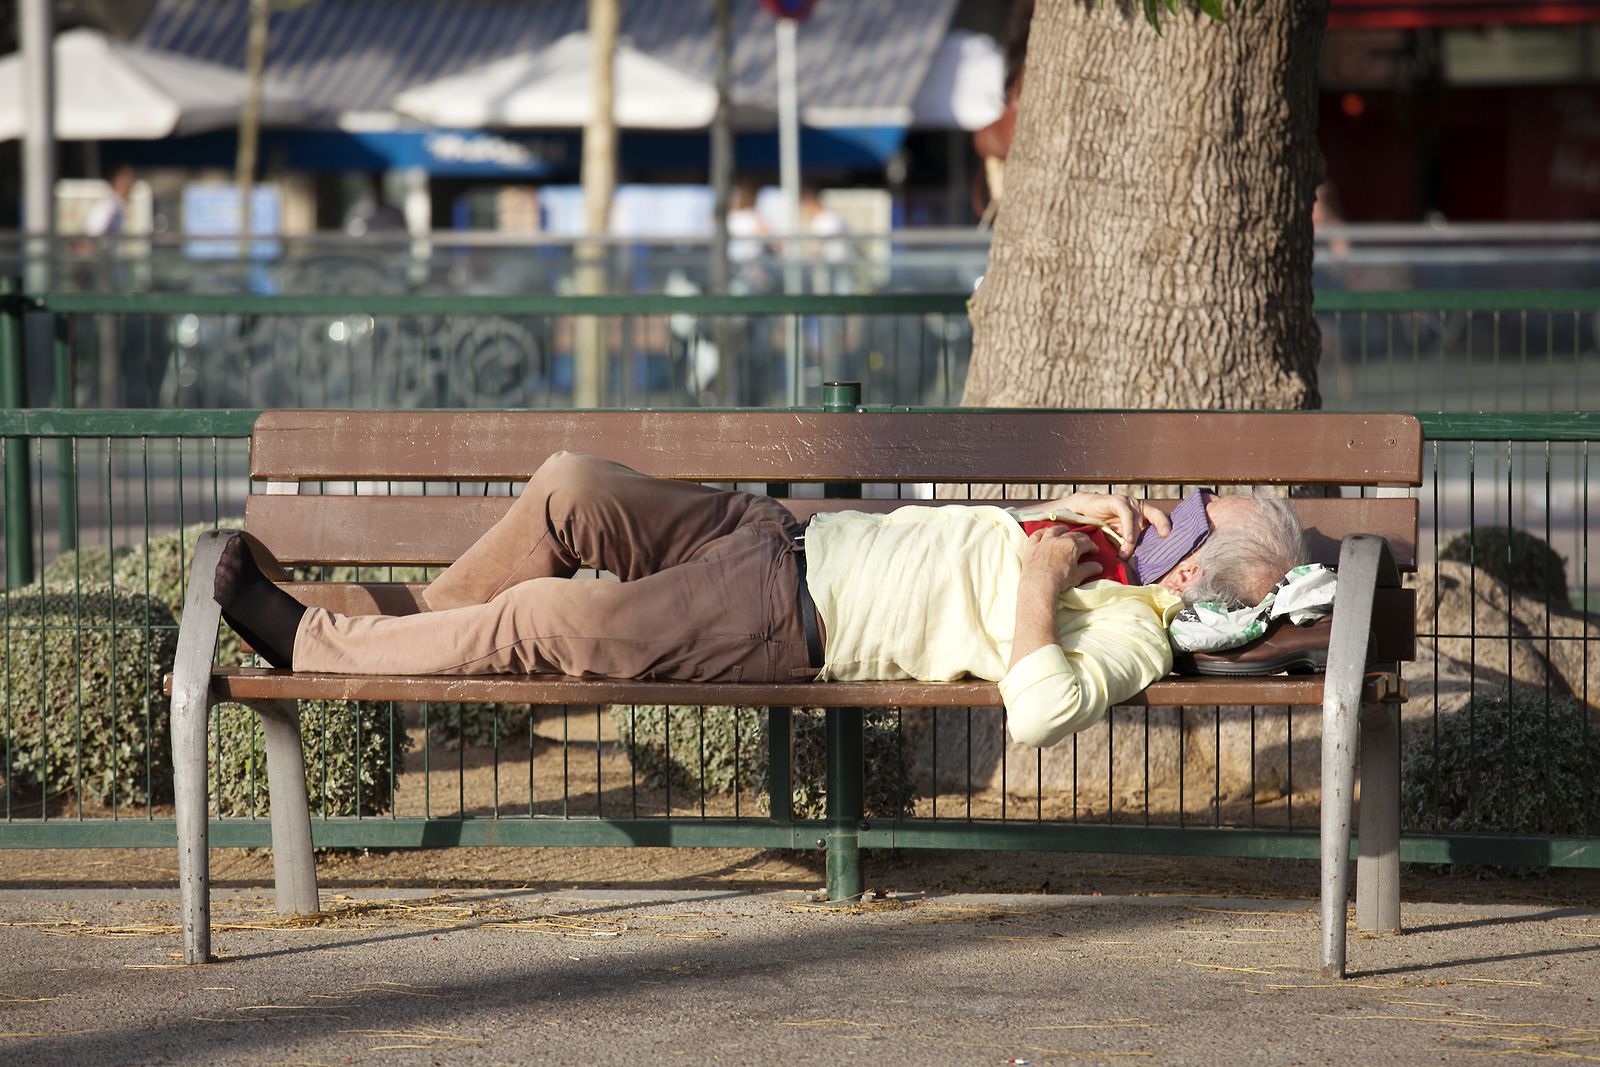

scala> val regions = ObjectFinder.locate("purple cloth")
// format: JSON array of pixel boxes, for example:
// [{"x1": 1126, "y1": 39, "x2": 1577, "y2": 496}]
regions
[{"x1": 1129, "y1": 489, "x2": 1213, "y2": 584}]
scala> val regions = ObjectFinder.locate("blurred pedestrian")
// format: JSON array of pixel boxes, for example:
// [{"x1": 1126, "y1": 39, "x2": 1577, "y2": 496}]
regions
[{"x1": 83, "y1": 163, "x2": 136, "y2": 238}]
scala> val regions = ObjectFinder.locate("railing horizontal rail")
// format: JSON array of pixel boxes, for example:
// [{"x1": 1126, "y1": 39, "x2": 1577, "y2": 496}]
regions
[
  {"x1": 27, "y1": 292, "x2": 975, "y2": 317},
  {"x1": 5, "y1": 409, "x2": 1596, "y2": 442},
  {"x1": 19, "y1": 289, "x2": 1600, "y2": 315},
  {"x1": 1313, "y1": 290, "x2": 1600, "y2": 312},
  {"x1": 1415, "y1": 413, "x2": 1600, "y2": 441}
]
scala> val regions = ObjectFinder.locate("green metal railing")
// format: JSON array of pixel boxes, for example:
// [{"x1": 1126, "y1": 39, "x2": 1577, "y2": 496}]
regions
[
  {"x1": 1, "y1": 407, "x2": 1595, "y2": 871},
  {"x1": 6, "y1": 286, "x2": 1599, "y2": 414}
]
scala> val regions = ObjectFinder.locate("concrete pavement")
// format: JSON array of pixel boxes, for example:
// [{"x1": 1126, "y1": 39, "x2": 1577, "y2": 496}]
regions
[{"x1": 2, "y1": 886, "x2": 1597, "y2": 1065}]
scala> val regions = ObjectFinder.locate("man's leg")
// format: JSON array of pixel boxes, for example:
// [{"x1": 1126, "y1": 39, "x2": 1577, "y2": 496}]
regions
[
  {"x1": 424, "y1": 451, "x2": 796, "y2": 611},
  {"x1": 296, "y1": 522, "x2": 814, "y2": 682}
]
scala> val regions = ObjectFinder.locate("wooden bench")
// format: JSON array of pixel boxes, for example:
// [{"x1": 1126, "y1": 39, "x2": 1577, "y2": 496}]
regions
[{"x1": 168, "y1": 408, "x2": 1420, "y2": 975}]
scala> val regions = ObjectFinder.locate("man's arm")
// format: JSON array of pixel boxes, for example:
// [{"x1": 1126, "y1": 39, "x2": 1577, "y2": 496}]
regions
[
  {"x1": 1000, "y1": 593, "x2": 1175, "y2": 747},
  {"x1": 1009, "y1": 527, "x2": 1100, "y2": 670},
  {"x1": 1002, "y1": 524, "x2": 1175, "y2": 748}
]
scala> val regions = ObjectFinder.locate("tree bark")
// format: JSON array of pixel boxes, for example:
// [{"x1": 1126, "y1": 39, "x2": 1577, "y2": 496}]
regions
[{"x1": 962, "y1": 0, "x2": 1328, "y2": 413}]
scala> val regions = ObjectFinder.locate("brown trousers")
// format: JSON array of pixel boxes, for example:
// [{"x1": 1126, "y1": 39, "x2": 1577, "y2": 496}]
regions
[{"x1": 293, "y1": 451, "x2": 816, "y2": 683}]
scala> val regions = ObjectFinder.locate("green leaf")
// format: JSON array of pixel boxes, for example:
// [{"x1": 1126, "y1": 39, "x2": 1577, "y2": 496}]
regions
[
  {"x1": 1197, "y1": 0, "x2": 1227, "y2": 18},
  {"x1": 1162, "y1": 0, "x2": 1180, "y2": 10},
  {"x1": 1142, "y1": 0, "x2": 1164, "y2": 32}
]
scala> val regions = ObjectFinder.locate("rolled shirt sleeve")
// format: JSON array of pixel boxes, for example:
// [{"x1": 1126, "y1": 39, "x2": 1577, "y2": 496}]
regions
[{"x1": 999, "y1": 591, "x2": 1178, "y2": 748}]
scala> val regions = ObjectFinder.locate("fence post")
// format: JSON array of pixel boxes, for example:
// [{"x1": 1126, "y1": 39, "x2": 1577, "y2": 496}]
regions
[
  {"x1": 821, "y1": 381, "x2": 865, "y2": 900},
  {"x1": 52, "y1": 310, "x2": 76, "y2": 553},
  {"x1": 1, "y1": 277, "x2": 35, "y2": 588}
]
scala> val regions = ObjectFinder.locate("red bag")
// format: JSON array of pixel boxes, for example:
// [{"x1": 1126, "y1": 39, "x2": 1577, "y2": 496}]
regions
[{"x1": 1018, "y1": 521, "x2": 1132, "y2": 585}]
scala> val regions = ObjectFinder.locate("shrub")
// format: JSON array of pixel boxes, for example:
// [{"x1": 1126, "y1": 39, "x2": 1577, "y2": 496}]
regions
[
  {"x1": 1401, "y1": 688, "x2": 1600, "y2": 837},
  {"x1": 33, "y1": 527, "x2": 412, "y2": 817},
  {"x1": 1, "y1": 584, "x2": 178, "y2": 808},
  {"x1": 1438, "y1": 526, "x2": 1571, "y2": 610},
  {"x1": 612, "y1": 704, "x2": 916, "y2": 819}
]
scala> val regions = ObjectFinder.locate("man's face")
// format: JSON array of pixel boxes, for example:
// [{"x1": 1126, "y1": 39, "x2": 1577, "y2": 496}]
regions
[{"x1": 1154, "y1": 496, "x2": 1273, "y2": 603}]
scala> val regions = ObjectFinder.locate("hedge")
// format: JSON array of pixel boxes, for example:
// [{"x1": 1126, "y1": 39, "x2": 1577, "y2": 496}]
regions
[
  {"x1": 13, "y1": 525, "x2": 412, "y2": 816},
  {"x1": 1, "y1": 584, "x2": 178, "y2": 809}
]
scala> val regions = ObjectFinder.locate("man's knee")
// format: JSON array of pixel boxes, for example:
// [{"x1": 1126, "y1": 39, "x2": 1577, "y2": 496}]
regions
[{"x1": 532, "y1": 450, "x2": 602, "y2": 494}]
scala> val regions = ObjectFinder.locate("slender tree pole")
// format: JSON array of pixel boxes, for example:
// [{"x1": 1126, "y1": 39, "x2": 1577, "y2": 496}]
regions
[
  {"x1": 235, "y1": 0, "x2": 271, "y2": 259},
  {"x1": 709, "y1": 0, "x2": 733, "y2": 296},
  {"x1": 575, "y1": 0, "x2": 619, "y2": 409}
]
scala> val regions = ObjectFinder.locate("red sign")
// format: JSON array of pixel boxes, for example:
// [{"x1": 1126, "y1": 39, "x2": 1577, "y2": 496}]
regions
[
  {"x1": 1330, "y1": 0, "x2": 1600, "y2": 28},
  {"x1": 759, "y1": 0, "x2": 819, "y2": 20}
]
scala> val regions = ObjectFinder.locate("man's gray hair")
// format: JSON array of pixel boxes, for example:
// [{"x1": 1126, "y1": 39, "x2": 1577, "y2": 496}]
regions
[{"x1": 1184, "y1": 496, "x2": 1308, "y2": 609}]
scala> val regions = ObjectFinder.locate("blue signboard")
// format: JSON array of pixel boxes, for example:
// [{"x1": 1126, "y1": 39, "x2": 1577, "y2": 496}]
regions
[{"x1": 181, "y1": 183, "x2": 283, "y2": 260}]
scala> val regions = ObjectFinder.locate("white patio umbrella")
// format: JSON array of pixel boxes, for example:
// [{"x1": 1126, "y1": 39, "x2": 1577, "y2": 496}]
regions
[
  {"x1": 910, "y1": 30, "x2": 1005, "y2": 130},
  {"x1": 0, "y1": 27, "x2": 302, "y2": 141},
  {"x1": 395, "y1": 32, "x2": 762, "y2": 130}
]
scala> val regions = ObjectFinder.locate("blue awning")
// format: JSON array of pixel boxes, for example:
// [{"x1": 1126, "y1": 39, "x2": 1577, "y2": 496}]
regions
[
  {"x1": 137, "y1": 0, "x2": 958, "y2": 132},
  {"x1": 107, "y1": 123, "x2": 907, "y2": 178}
]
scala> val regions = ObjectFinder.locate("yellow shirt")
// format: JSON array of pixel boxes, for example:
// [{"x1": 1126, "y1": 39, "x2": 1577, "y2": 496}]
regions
[{"x1": 805, "y1": 505, "x2": 1183, "y2": 748}]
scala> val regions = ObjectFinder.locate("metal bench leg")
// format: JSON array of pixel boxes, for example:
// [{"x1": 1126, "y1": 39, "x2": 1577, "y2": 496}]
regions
[
  {"x1": 247, "y1": 699, "x2": 320, "y2": 916},
  {"x1": 171, "y1": 528, "x2": 238, "y2": 964},
  {"x1": 825, "y1": 707, "x2": 864, "y2": 901},
  {"x1": 1357, "y1": 700, "x2": 1402, "y2": 934}
]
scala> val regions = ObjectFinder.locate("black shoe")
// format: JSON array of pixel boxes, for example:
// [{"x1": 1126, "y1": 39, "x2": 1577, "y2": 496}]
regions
[{"x1": 1175, "y1": 616, "x2": 1332, "y2": 676}]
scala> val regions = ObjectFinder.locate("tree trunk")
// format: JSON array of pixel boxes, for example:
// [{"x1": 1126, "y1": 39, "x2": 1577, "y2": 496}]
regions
[{"x1": 962, "y1": 0, "x2": 1328, "y2": 413}]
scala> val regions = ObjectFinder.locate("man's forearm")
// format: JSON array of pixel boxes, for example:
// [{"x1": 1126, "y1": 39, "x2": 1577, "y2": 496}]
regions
[{"x1": 1009, "y1": 573, "x2": 1064, "y2": 670}]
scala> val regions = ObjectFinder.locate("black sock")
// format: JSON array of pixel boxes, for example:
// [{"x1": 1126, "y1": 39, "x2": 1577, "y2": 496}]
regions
[{"x1": 214, "y1": 535, "x2": 305, "y2": 669}]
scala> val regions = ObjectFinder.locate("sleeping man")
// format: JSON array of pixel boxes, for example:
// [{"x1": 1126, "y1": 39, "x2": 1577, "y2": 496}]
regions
[{"x1": 214, "y1": 451, "x2": 1306, "y2": 747}]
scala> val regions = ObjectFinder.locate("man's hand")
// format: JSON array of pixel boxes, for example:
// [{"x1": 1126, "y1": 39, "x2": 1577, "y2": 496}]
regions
[
  {"x1": 1019, "y1": 527, "x2": 1102, "y2": 593},
  {"x1": 1044, "y1": 492, "x2": 1171, "y2": 559}
]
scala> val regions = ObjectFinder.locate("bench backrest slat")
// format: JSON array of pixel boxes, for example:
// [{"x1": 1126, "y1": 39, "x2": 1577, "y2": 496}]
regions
[
  {"x1": 248, "y1": 411, "x2": 1423, "y2": 486},
  {"x1": 245, "y1": 494, "x2": 1419, "y2": 571}
]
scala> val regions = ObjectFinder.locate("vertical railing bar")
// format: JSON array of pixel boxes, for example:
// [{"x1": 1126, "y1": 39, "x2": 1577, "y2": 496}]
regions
[
  {"x1": 1440, "y1": 438, "x2": 1452, "y2": 831},
  {"x1": 1176, "y1": 705, "x2": 1184, "y2": 829},
  {"x1": 1285, "y1": 705, "x2": 1293, "y2": 830},
  {"x1": 1467, "y1": 439, "x2": 1478, "y2": 829},
  {"x1": 1143, "y1": 707, "x2": 1151, "y2": 827},
  {"x1": 964, "y1": 706, "x2": 972, "y2": 821},
  {"x1": 1248, "y1": 706, "x2": 1256, "y2": 830},
  {"x1": 3, "y1": 438, "x2": 11, "y2": 821},
  {"x1": 1584, "y1": 439, "x2": 1592, "y2": 837},
  {"x1": 1213, "y1": 706, "x2": 1221, "y2": 828},
  {"x1": 34, "y1": 438, "x2": 47, "y2": 823},
  {"x1": 73, "y1": 442, "x2": 86, "y2": 821},
  {"x1": 1106, "y1": 709, "x2": 1114, "y2": 825},
  {"x1": 562, "y1": 703, "x2": 571, "y2": 819},
  {"x1": 1543, "y1": 439, "x2": 1554, "y2": 833},
  {"x1": 141, "y1": 436, "x2": 153, "y2": 818},
  {"x1": 594, "y1": 703, "x2": 602, "y2": 820}
]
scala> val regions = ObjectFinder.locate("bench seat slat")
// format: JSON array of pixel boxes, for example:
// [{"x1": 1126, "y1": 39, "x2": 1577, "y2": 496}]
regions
[
  {"x1": 248, "y1": 411, "x2": 1423, "y2": 486},
  {"x1": 247, "y1": 495, "x2": 1419, "y2": 571},
  {"x1": 203, "y1": 666, "x2": 1402, "y2": 708}
]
